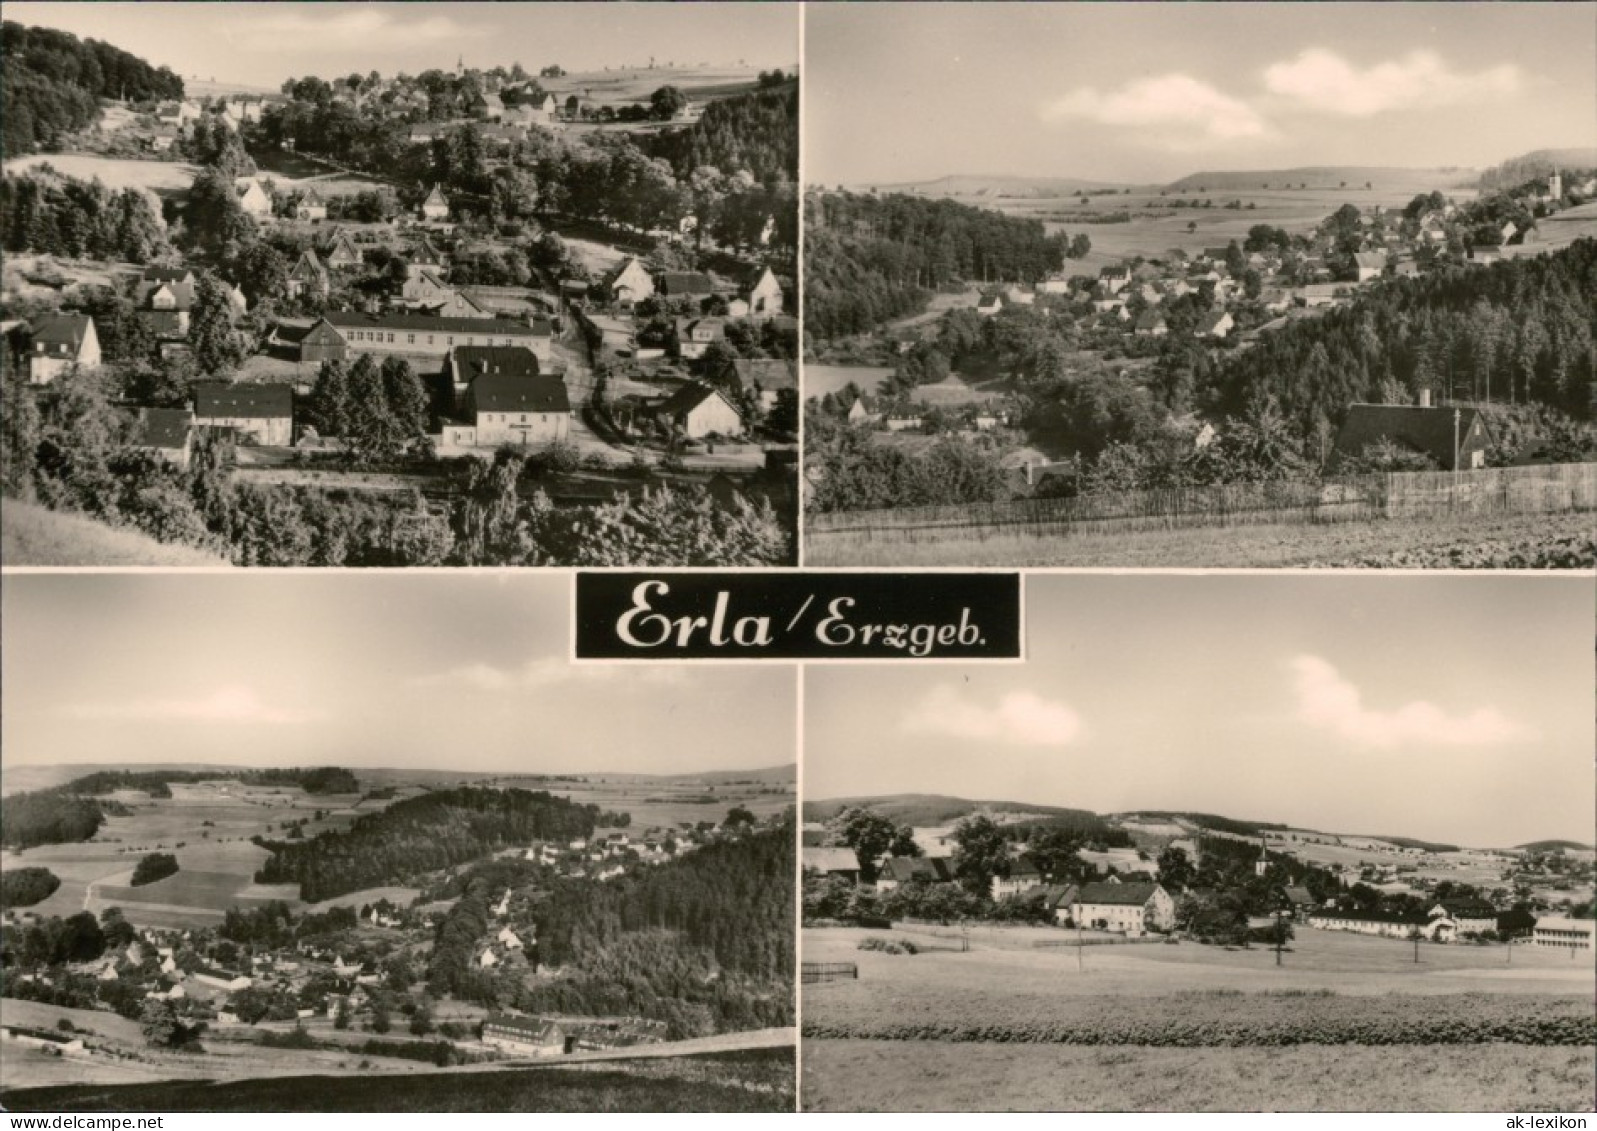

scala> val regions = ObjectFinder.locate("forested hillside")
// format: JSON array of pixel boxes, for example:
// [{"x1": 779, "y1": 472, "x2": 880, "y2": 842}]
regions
[
  {"x1": 519, "y1": 818, "x2": 795, "y2": 1037},
  {"x1": 254, "y1": 788, "x2": 601, "y2": 901},
  {"x1": 806, "y1": 192, "x2": 1075, "y2": 340},
  {"x1": 1, "y1": 21, "x2": 183, "y2": 159},
  {"x1": 1477, "y1": 149, "x2": 1597, "y2": 193},
  {"x1": 0, "y1": 169, "x2": 170, "y2": 263},
  {"x1": 649, "y1": 80, "x2": 798, "y2": 186},
  {"x1": 1203, "y1": 239, "x2": 1597, "y2": 438}
]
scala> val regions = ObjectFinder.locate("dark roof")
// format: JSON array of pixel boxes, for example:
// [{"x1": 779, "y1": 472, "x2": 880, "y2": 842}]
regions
[
  {"x1": 733, "y1": 358, "x2": 796, "y2": 391},
  {"x1": 31, "y1": 313, "x2": 92, "y2": 349},
  {"x1": 1434, "y1": 899, "x2": 1497, "y2": 918},
  {"x1": 450, "y1": 345, "x2": 541, "y2": 382},
  {"x1": 1077, "y1": 881, "x2": 1162, "y2": 907},
  {"x1": 142, "y1": 267, "x2": 194, "y2": 284},
  {"x1": 136, "y1": 280, "x2": 195, "y2": 310},
  {"x1": 141, "y1": 311, "x2": 188, "y2": 338},
  {"x1": 194, "y1": 382, "x2": 293, "y2": 419},
  {"x1": 659, "y1": 381, "x2": 737, "y2": 419},
  {"x1": 881, "y1": 856, "x2": 950, "y2": 883},
  {"x1": 134, "y1": 408, "x2": 194, "y2": 449},
  {"x1": 483, "y1": 1013, "x2": 561, "y2": 1040},
  {"x1": 471, "y1": 372, "x2": 569, "y2": 414},
  {"x1": 324, "y1": 311, "x2": 550, "y2": 337},
  {"x1": 1333, "y1": 404, "x2": 1491, "y2": 469},
  {"x1": 1313, "y1": 908, "x2": 1429, "y2": 926},
  {"x1": 1284, "y1": 885, "x2": 1315, "y2": 904},
  {"x1": 658, "y1": 271, "x2": 716, "y2": 295}
]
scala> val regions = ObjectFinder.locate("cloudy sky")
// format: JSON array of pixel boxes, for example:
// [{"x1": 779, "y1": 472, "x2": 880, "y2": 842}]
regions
[
  {"x1": 2, "y1": 574, "x2": 794, "y2": 776},
  {"x1": 10, "y1": 2, "x2": 797, "y2": 90},
  {"x1": 808, "y1": 3, "x2": 1596, "y2": 185},
  {"x1": 807, "y1": 575, "x2": 1594, "y2": 848}
]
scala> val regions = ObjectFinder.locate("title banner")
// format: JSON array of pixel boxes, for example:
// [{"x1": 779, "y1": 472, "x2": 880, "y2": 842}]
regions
[{"x1": 575, "y1": 572, "x2": 1021, "y2": 661}]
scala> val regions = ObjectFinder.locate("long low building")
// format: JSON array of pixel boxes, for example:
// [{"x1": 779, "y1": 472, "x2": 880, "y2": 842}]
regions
[
  {"x1": 1532, "y1": 916, "x2": 1594, "y2": 951},
  {"x1": 481, "y1": 1013, "x2": 567, "y2": 1057},
  {"x1": 193, "y1": 383, "x2": 293, "y2": 446},
  {"x1": 1306, "y1": 907, "x2": 1432, "y2": 940},
  {"x1": 295, "y1": 311, "x2": 554, "y2": 366}
]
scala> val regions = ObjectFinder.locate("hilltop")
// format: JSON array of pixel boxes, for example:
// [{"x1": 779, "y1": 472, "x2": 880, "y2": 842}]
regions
[
  {"x1": 1478, "y1": 147, "x2": 1597, "y2": 192},
  {"x1": 1166, "y1": 166, "x2": 1475, "y2": 193},
  {"x1": 854, "y1": 174, "x2": 1136, "y2": 198},
  {"x1": 803, "y1": 793, "x2": 1098, "y2": 828}
]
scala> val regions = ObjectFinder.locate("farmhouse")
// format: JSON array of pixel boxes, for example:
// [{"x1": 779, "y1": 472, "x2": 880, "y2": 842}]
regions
[
  {"x1": 1070, "y1": 882, "x2": 1176, "y2": 936},
  {"x1": 295, "y1": 190, "x2": 328, "y2": 221},
  {"x1": 675, "y1": 316, "x2": 725, "y2": 361},
  {"x1": 743, "y1": 266, "x2": 784, "y2": 317},
  {"x1": 481, "y1": 1014, "x2": 567, "y2": 1057},
  {"x1": 991, "y1": 864, "x2": 1045, "y2": 900},
  {"x1": 317, "y1": 229, "x2": 363, "y2": 271},
  {"x1": 314, "y1": 312, "x2": 554, "y2": 364},
  {"x1": 658, "y1": 381, "x2": 743, "y2": 439},
  {"x1": 419, "y1": 184, "x2": 451, "y2": 222},
  {"x1": 287, "y1": 250, "x2": 330, "y2": 300},
  {"x1": 607, "y1": 257, "x2": 655, "y2": 305},
  {"x1": 1332, "y1": 401, "x2": 1493, "y2": 471},
  {"x1": 131, "y1": 408, "x2": 196, "y2": 470},
  {"x1": 874, "y1": 856, "x2": 952, "y2": 892},
  {"x1": 235, "y1": 178, "x2": 273, "y2": 218},
  {"x1": 1532, "y1": 917, "x2": 1593, "y2": 951},
  {"x1": 193, "y1": 383, "x2": 293, "y2": 446},
  {"x1": 193, "y1": 967, "x2": 252, "y2": 992},
  {"x1": 1353, "y1": 251, "x2": 1388, "y2": 282},
  {"x1": 802, "y1": 846, "x2": 862, "y2": 883},
  {"x1": 465, "y1": 372, "x2": 571, "y2": 447},
  {"x1": 27, "y1": 314, "x2": 101, "y2": 384},
  {"x1": 1428, "y1": 899, "x2": 1498, "y2": 938}
]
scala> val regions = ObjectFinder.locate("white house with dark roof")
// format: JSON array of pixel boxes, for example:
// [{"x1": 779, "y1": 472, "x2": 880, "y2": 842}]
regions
[
  {"x1": 132, "y1": 408, "x2": 196, "y2": 470},
  {"x1": 1071, "y1": 882, "x2": 1176, "y2": 935},
  {"x1": 658, "y1": 381, "x2": 743, "y2": 439},
  {"x1": 481, "y1": 1014, "x2": 566, "y2": 1057},
  {"x1": 465, "y1": 371, "x2": 571, "y2": 447},
  {"x1": 27, "y1": 314, "x2": 100, "y2": 384},
  {"x1": 192, "y1": 382, "x2": 293, "y2": 446}
]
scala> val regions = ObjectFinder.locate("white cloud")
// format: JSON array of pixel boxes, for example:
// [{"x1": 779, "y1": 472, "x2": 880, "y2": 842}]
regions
[
  {"x1": 68, "y1": 686, "x2": 312, "y2": 726},
  {"x1": 1264, "y1": 49, "x2": 1521, "y2": 117},
  {"x1": 902, "y1": 685, "x2": 1083, "y2": 748},
  {"x1": 1290, "y1": 655, "x2": 1535, "y2": 749},
  {"x1": 416, "y1": 659, "x2": 685, "y2": 691},
  {"x1": 1042, "y1": 73, "x2": 1271, "y2": 143},
  {"x1": 248, "y1": 9, "x2": 483, "y2": 53}
]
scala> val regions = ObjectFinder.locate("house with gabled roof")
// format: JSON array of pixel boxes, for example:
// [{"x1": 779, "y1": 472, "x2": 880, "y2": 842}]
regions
[
  {"x1": 674, "y1": 316, "x2": 725, "y2": 361},
  {"x1": 131, "y1": 408, "x2": 197, "y2": 470},
  {"x1": 466, "y1": 371, "x2": 571, "y2": 447},
  {"x1": 607, "y1": 257, "x2": 655, "y2": 305},
  {"x1": 874, "y1": 856, "x2": 953, "y2": 892},
  {"x1": 733, "y1": 358, "x2": 797, "y2": 413},
  {"x1": 1071, "y1": 882, "x2": 1176, "y2": 935},
  {"x1": 27, "y1": 314, "x2": 100, "y2": 384},
  {"x1": 287, "y1": 250, "x2": 330, "y2": 300},
  {"x1": 419, "y1": 184, "x2": 450, "y2": 222},
  {"x1": 192, "y1": 382, "x2": 293, "y2": 446},
  {"x1": 1134, "y1": 310, "x2": 1168, "y2": 337},
  {"x1": 991, "y1": 863, "x2": 1045, "y2": 900},
  {"x1": 659, "y1": 381, "x2": 743, "y2": 439},
  {"x1": 235, "y1": 178, "x2": 273, "y2": 218},
  {"x1": 743, "y1": 266, "x2": 784, "y2": 317},
  {"x1": 975, "y1": 291, "x2": 1003, "y2": 317},
  {"x1": 1332, "y1": 399, "x2": 1492, "y2": 471},
  {"x1": 295, "y1": 190, "x2": 328, "y2": 222},
  {"x1": 802, "y1": 846, "x2": 862, "y2": 883},
  {"x1": 317, "y1": 228, "x2": 363, "y2": 271},
  {"x1": 656, "y1": 271, "x2": 717, "y2": 300},
  {"x1": 1353, "y1": 250, "x2": 1388, "y2": 282}
]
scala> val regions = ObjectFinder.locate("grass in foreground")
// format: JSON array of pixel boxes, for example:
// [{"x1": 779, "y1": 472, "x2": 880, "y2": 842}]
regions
[
  {"x1": 804, "y1": 510, "x2": 1596, "y2": 569},
  {"x1": 1, "y1": 1048, "x2": 794, "y2": 1113},
  {"x1": 2, "y1": 500, "x2": 229, "y2": 567},
  {"x1": 801, "y1": 1039, "x2": 1596, "y2": 1112}
]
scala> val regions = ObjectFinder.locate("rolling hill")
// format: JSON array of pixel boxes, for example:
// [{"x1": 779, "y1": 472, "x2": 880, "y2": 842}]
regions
[
  {"x1": 803, "y1": 793, "x2": 1099, "y2": 828},
  {"x1": 1165, "y1": 166, "x2": 1475, "y2": 193},
  {"x1": 853, "y1": 174, "x2": 1137, "y2": 197}
]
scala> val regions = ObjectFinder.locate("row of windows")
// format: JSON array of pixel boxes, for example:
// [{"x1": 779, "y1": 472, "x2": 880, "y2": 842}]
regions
[
  {"x1": 344, "y1": 331, "x2": 528, "y2": 348},
  {"x1": 482, "y1": 413, "x2": 559, "y2": 424}
]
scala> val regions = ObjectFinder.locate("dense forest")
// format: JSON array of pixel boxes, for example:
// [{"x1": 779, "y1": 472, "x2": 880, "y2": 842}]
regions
[
  {"x1": 0, "y1": 21, "x2": 183, "y2": 159},
  {"x1": 519, "y1": 818, "x2": 794, "y2": 1037},
  {"x1": 0, "y1": 168, "x2": 170, "y2": 263},
  {"x1": 1477, "y1": 148, "x2": 1597, "y2": 193},
  {"x1": 130, "y1": 852, "x2": 179, "y2": 887},
  {"x1": 0, "y1": 791, "x2": 107, "y2": 851},
  {"x1": 647, "y1": 80, "x2": 798, "y2": 186},
  {"x1": 254, "y1": 788, "x2": 601, "y2": 902},
  {"x1": 1203, "y1": 239, "x2": 1597, "y2": 437},
  {"x1": 0, "y1": 867, "x2": 62, "y2": 910},
  {"x1": 805, "y1": 192, "x2": 1077, "y2": 340}
]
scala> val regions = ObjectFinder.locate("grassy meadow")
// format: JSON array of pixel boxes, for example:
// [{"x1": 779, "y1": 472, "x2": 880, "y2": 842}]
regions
[{"x1": 801, "y1": 925, "x2": 1595, "y2": 1111}]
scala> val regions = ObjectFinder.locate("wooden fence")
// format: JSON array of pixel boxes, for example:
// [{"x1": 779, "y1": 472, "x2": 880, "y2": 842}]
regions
[
  {"x1": 801, "y1": 962, "x2": 859, "y2": 985},
  {"x1": 806, "y1": 463, "x2": 1597, "y2": 545}
]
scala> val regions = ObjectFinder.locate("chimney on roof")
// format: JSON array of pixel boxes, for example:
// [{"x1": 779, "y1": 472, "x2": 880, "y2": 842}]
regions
[{"x1": 1418, "y1": 388, "x2": 1432, "y2": 408}]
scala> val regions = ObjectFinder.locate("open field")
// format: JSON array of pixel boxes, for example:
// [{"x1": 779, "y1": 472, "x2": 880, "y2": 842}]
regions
[
  {"x1": 542, "y1": 65, "x2": 769, "y2": 109},
  {"x1": 1, "y1": 1047, "x2": 795, "y2": 1113},
  {"x1": 2, "y1": 501, "x2": 231, "y2": 568},
  {"x1": 802, "y1": 1041, "x2": 1595, "y2": 1112},
  {"x1": 3, "y1": 154, "x2": 198, "y2": 197},
  {"x1": 804, "y1": 509, "x2": 1597, "y2": 568},
  {"x1": 802, "y1": 926, "x2": 1597, "y2": 1004},
  {"x1": 803, "y1": 365, "x2": 895, "y2": 400},
  {"x1": 801, "y1": 924, "x2": 1594, "y2": 1110}
]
